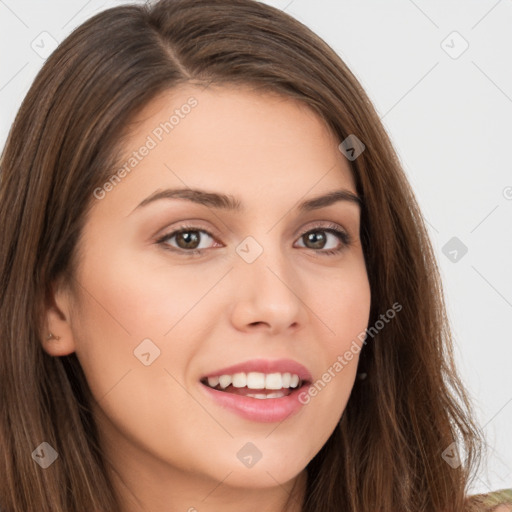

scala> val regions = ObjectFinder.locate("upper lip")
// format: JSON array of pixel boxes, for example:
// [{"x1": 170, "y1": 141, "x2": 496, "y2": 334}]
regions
[{"x1": 200, "y1": 358, "x2": 313, "y2": 383}]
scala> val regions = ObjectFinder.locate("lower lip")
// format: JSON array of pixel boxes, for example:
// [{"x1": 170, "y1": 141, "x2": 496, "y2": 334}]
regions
[{"x1": 199, "y1": 383, "x2": 310, "y2": 423}]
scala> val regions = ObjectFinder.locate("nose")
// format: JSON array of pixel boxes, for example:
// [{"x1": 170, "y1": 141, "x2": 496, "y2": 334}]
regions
[{"x1": 229, "y1": 243, "x2": 306, "y2": 335}]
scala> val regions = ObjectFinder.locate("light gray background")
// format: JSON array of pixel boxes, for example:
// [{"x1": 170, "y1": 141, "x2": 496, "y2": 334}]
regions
[{"x1": 1, "y1": 0, "x2": 511, "y2": 496}]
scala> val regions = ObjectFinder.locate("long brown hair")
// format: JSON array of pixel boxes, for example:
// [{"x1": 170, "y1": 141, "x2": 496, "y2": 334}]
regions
[{"x1": 0, "y1": 0, "x2": 485, "y2": 510}]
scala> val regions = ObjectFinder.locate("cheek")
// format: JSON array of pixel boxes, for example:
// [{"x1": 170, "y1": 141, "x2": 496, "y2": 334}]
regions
[
  {"x1": 69, "y1": 240, "x2": 227, "y2": 409},
  {"x1": 69, "y1": 249, "x2": 212, "y2": 469},
  {"x1": 326, "y1": 277, "x2": 371, "y2": 359},
  {"x1": 312, "y1": 252, "x2": 371, "y2": 356},
  {"x1": 73, "y1": 238, "x2": 222, "y2": 346},
  {"x1": 296, "y1": 256, "x2": 371, "y2": 431}
]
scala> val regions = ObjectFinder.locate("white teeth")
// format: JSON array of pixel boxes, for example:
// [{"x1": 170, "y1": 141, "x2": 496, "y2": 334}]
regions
[
  {"x1": 265, "y1": 373, "x2": 283, "y2": 390},
  {"x1": 232, "y1": 372, "x2": 246, "y2": 388},
  {"x1": 265, "y1": 391, "x2": 286, "y2": 398},
  {"x1": 218, "y1": 375, "x2": 232, "y2": 389},
  {"x1": 246, "y1": 372, "x2": 266, "y2": 389},
  {"x1": 205, "y1": 371, "x2": 302, "y2": 390},
  {"x1": 207, "y1": 376, "x2": 220, "y2": 388},
  {"x1": 246, "y1": 391, "x2": 286, "y2": 399}
]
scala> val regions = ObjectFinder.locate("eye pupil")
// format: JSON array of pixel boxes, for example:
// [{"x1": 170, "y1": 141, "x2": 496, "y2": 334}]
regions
[
  {"x1": 304, "y1": 231, "x2": 326, "y2": 249},
  {"x1": 177, "y1": 231, "x2": 200, "y2": 249}
]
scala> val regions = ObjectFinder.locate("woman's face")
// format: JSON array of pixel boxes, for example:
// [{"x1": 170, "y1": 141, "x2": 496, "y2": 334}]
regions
[{"x1": 47, "y1": 84, "x2": 371, "y2": 503}]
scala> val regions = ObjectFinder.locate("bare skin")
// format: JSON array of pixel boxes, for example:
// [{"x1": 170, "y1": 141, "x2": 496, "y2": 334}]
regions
[{"x1": 43, "y1": 84, "x2": 371, "y2": 512}]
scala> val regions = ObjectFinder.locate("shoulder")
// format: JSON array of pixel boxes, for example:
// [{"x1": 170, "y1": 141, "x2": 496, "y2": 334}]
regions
[{"x1": 465, "y1": 488, "x2": 512, "y2": 512}]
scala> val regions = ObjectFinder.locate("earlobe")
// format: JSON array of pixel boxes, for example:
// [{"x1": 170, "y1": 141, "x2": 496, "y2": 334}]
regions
[{"x1": 42, "y1": 279, "x2": 77, "y2": 357}]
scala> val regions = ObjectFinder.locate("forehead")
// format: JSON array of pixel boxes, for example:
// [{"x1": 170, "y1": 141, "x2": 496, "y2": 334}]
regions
[{"x1": 97, "y1": 84, "x2": 357, "y2": 216}]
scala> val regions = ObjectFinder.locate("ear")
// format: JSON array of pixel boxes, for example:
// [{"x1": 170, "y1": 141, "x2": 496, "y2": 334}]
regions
[{"x1": 41, "y1": 276, "x2": 77, "y2": 357}]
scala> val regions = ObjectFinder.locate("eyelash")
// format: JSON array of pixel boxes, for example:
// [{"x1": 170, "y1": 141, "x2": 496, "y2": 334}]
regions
[{"x1": 155, "y1": 222, "x2": 352, "y2": 257}]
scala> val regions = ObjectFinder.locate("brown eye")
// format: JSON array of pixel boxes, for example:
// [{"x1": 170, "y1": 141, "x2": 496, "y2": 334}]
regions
[
  {"x1": 175, "y1": 230, "x2": 201, "y2": 249},
  {"x1": 302, "y1": 231, "x2": 328, "y2": 250},
  {"x1": 157, "y1": 227, "x2": 217, "y2": 253},
  {"x1": 295, "y1": 226, "x2": 350, "y2": 255}
]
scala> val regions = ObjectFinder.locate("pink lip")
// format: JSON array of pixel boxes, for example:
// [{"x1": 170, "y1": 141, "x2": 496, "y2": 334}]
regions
[
  {"x1": 200, "y1": 358, "x2": 313, "y2": 382},
  {"x1": 199, "y1": 358, "x2": 313, "y2": 423},
  {"x1": 199, "y1": 383, "x2": 310, "y2": 423}
]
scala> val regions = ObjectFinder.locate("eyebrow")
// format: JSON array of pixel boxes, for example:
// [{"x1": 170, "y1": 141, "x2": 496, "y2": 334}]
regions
[{"x1": 130, "y1": 187, "x2": 362, "y2": 215}]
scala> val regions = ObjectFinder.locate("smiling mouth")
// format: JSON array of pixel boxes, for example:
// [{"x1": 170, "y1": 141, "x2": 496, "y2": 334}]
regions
[{"x1": 200, "y1": 372, "x2": 308, "y2": 399}]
